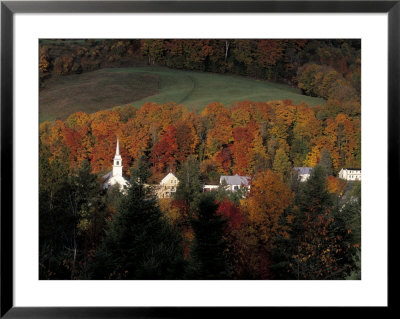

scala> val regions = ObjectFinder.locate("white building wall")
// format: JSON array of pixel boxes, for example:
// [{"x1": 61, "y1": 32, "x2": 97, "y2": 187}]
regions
[
  {"x1": 299, "y1": 174, "x2": 310, "y2": 182},
  {"x1": 339, "y1": 169, "x2": 361, "y2": 181}
]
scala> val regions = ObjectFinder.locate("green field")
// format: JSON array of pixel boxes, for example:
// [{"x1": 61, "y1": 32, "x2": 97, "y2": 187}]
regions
[{"x1": 39, "y1": 67, "x2": 325, "y2": 122}]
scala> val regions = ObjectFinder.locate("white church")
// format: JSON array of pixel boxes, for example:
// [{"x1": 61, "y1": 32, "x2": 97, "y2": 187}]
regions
[
  {"x1": 101, "y1": 137, "x2": 253, "y2": 199},
  {"x1": 102, "y1": 136, "x2": 180, "y2": 197},
  {"x1": 103, "y1": 137, "x2": 129, "y2": 190}
]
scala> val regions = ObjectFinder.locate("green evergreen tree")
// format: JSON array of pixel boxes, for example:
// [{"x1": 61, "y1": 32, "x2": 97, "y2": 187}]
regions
[
  {"x1": 273, "y1": 166, "x2": 361, "y2": 279},
  {"x1": 175, "y1": 155, "x2": 203, "y2": 208},
  {"x1": 319, "y1": 148, "x2": 333, "y2": 176},
  {"x1": 327, "y1": 181, "x2": 361, "y2": 279},
  {"x1": 130, "y1": 153, "x2": 151, "y2": 184},
  {"x1": 327, "y1": 199, "x2": 360, "y2": 279},
  {"x1": 290, "y1": 137, "x2": 309, "y2": 167},
  {"x1": 68, "y1": 160, "x2": 107, "y2": 273},
  {"x1": 289, "y1": 168, "x2": 301, "y2": 193},
  {"x1": 346, "y1": 249, "x2": 361, "y2": 280},
  {"x1": 272, "y1": 165, "x2": 339, "y2": 279},
  {"x1": 39, "y1": 143, "x2": 73, "y2": 279},
  {"x1": 89, "y1": 178, "x2": 185, "y2": 279},
  {"x1": 270, "y1": 207, "x2": 302, "y2": 279},
  {"x1": 105, "y1": 184, "x2": 124, "y2": 213},
  {"x1": 187, "y1": 192, "x2": 232, "y2": 279},
  {"x1": 39, "y1": 155, "x2": 105, "y2": 279}
]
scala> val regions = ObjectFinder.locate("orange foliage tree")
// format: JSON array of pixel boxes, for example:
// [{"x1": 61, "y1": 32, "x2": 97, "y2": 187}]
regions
[{"x1": 243, "y1": 170, "x2": 293, "y2": 245}]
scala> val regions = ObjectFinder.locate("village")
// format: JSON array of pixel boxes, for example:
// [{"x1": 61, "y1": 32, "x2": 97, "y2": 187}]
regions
[{"x1": 103, "y1": 137, "x2": 361, "y2": 199}]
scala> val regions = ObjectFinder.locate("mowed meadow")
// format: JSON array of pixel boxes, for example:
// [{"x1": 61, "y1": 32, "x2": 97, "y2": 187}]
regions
[{"x1": 39, "y1": 66, "x2": 325, "y2": 122}]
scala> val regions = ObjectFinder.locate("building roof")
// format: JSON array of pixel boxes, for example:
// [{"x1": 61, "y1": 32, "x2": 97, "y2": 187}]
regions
[
  {"x1": 294, "y1": 167, "x2": 313, "y2": 175},
  {"x1": 103, "y1": 171, "x2": 129, "y2": 189},
  {"x1": 103, "y1": 171, "x2": 113, "y2": 180},
  {"x1": 341, "y1": 168, "x2": 361, "y2": 171},
  {"x1": 220, "y1": 174, "x2": 251, "y2": 186},
  {"x1": 160, "y1": 172, "x2": 179, "y2": 185}
]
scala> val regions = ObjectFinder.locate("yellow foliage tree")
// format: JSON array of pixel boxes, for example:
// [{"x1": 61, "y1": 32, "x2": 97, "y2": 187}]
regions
[{"x1": 243, "y1": 170, "x2": 293, "y2": 245}]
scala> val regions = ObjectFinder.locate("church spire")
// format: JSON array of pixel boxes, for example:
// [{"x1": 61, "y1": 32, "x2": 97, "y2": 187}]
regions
[
  {"x1": 113, "y1": 136, "x2": 122, "y2": 177},
  {"x1": 115, "y1": 136, "x2": 120, "y2": 156}
]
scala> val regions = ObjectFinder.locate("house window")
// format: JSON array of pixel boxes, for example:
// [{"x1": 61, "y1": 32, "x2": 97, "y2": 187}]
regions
[
  {"x1": 116, "y1": 161, "x2": 119, "y2": 165},
  {"x1": 234, "y1": 186, "x2": 239, "y2": 190}
]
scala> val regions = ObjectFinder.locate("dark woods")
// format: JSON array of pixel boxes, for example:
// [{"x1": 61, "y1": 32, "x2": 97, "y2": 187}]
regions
[{"x1": 39, "y1": 158, "x2": 361, "y2": 280}]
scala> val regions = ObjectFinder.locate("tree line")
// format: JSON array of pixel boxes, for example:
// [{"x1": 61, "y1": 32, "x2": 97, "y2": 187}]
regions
[
  {"x1": 39, "y1": 99, "x2": 361, "y2": 280},
  {"x1": 40, "y1": 100, "x2": 360, "y2": 184}
]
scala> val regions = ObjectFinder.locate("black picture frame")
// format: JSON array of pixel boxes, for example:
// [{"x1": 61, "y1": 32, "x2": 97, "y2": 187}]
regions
[{"x1": 1, "y1": 0, "x2": 396, "y2": 317}]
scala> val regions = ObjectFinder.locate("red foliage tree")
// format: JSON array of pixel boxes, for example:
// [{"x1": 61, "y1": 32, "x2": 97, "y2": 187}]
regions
[{"x1": 150, "y1": 125, "x2": 179, "y2": 174}]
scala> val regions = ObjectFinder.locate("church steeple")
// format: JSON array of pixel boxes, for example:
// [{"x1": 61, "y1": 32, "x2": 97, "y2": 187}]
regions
[
  {"x1": 116, "y1": 136, "x2": 120, "y2": 156},
  {"x1": 113, "y1": 136, "x2": 122, "y2": 177}
]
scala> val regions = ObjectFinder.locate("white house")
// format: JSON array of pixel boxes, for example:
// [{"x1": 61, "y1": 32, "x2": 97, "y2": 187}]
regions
[
  {"x1": 203, "y1": 174, "x2": 251, "y2": 192},
  {"x1": 294, "y1": 167, "x2": 313, "y2": 182},
  {"x1": 156, "y1": 172, "x2": 179, "y2": 199},
  {"x1": 338, "y1": 168, "x2": 361, "y2": 181},
  {"x1": 103, "y1": 137, "x2": 129, "y2": 190},
  {"x1": 220, "y1": 174, "x2": 251, "y2": 192},
  {"x1": 203, "y1": 185, "x2": 219, "y2": 192}
]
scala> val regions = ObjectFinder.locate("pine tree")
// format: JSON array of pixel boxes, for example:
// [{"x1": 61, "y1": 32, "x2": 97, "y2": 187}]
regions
[
  {"x1": 39, "y1": 156, "x2": 105, "y2": 279},
  {"x1": 130, "y1": 153, "x2": 151, "y2": 184},
  {"x1": 272, "y1": 165, "x2": 341, "y2": 279},
  {"x1": 67, "y1": 160, "x2": 106, "y2": 278},
  {"x1": 274, "y1": 166, "x2": 361, "y2": 279},
  {"x1": 346, "y1": 249, "x2": 361, "y2": 279},
  {"x1": 327, "y1": 181, "x2": 361, "y2": 279},
  {"x1": 270, "y1": 207, "x2": 301, "y2": 279},
  {"x1": 175, "y1": 155, "x2": 203, "y2": 208},
  {"x1": 319, "y1": 148, "x2": 333, "y2": 176},
  {"x1": 39, "y1": 143, "x2": 73, "y2": 279},
  {"x1": 327, "y1": 200, "x2": 360, "y2": 279},
  {"x1": 89, "y1": 178, "x2": 185, "y2": 279},
  {"x1": 187, "y1": 192, "x2": 232, "y2": 279},
  {"x1": 290, "y1": 137, "x2": 309, "y2": 167}
]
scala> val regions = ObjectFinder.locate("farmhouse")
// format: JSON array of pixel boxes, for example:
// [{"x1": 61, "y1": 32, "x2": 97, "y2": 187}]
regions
[
  {"x1": 294, "y1": 167, "x2": 313, "y2": 182},
  {"x1": 338, "y1": 168, "x2": 361, "y2": 181},
  {"x1": 220, "y1": 174, "x2": 251, "y2": 192},
  {"x1": 103, "y1": 137, "x2": 129, "y2": 190},
  {"x1": 156, "y1": 172, "x2": 179, "y2": 199},
  {"x1": 203, "y1": 174, "x2": 251, "y2": 192}
]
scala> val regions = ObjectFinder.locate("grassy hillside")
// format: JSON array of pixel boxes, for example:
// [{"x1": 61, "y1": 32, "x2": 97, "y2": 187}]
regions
[{"x1": 39, "y1": 66, "x2": 325, "y2": 122}]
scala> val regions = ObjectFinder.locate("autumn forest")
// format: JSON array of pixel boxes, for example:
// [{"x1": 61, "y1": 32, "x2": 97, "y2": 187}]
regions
[{"x1": 39, "y1": 39, "x2": 361, "y2": 280}]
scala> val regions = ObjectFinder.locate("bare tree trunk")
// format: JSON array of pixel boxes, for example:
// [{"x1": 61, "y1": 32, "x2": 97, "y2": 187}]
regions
[{"x1": 225, "y1": 40, "x2": 230, "y2": 62}]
